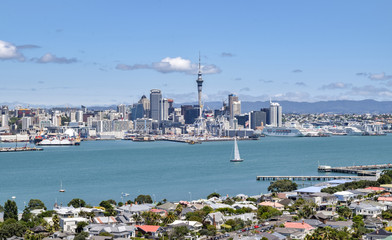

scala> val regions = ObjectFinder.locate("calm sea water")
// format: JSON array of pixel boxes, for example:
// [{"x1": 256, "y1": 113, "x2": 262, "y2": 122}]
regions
[{"x1": 0, "y1": 135, "x2": 391, "y2": 210}]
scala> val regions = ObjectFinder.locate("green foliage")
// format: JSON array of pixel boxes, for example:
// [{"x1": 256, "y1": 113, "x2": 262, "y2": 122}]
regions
[
  {"x1": 382, "y1": 209, "x2": 392, "y2": 220},
  {"x1": 246, "y1": 197, "x2": 257, "y2": 203},
  {"x1": 141, "y1": 211, "x2": 161, "y2": 225},
  {"x1": 162, "y1": 212, "x2": 177, "y2": 226},
  {"x1": 4, "y1": 200, "x2": 18, "y2": 221},
  {"x1": 68, "y1": 198, "x2": 86, "y2": 208},
  {"x1": 378, "y1": 170, "x2": 392, "y2": 184},
  {"x1": 321, "y1": 180, "x2": 380, "y2": 194},
  {"x1": 99, "y1": 232, "x2": 114, "y2": 237},
  {"x1": 61, "y1": 116, "x2": 70, "y2": 126},
  {"x1": 118, "y1": 202, "x2": 123, "y2": 207},
  {"x1": 305, "y1": 226, "x2": 350, "y2": 239},
  {"x1": 106, "y1": 199, "x2": 117, "y2": 205},
  {"x1": 207, "y1": 192, "x2": 220, "y2": 199},
  {"x1": 352, "y1": 215, "x2": 364, "y2": 228},
  {"x1": 257, "y1": 206, "x2": 282, "y2": 220},
  {"x1": 268, "y1": 180, "x2": 298, "y2": 192},
  {"x1": 134, "y1": 195, "x2": 152, "y2": 204},
  {"x1": 206, "y1": 225, "x2": 217, "y2": 236},
  {"x1": 170, "y1": 226, "x2": 189, "y2": 239},
  {"x1": 74, "y1": 231, "x2": 89, "y2": 240},
  {"x1": 337, "y1": 206, "x2": 352, "y2": 219},
  {"x1": 0, "y1": 219, "x2": 27, "y2": 239},
  {"x1": 185, "y1": 206, "x2": 212, "y2": 223},
  {"x1": 99, "y1": 200, "x2": 116, "y2": 216},
  {"x1": 0, "y1": 204, "x2": 3, "y2": 212},
  {"x1": 27, "y1": 199, "x2": 46, "y2": 210},
  {"x1": 52, "y1": 215, "x2": 60, "y2": 232},
  {"x1": 222, "y1": 198, "x2": 235, "y2": 205},
  {"x1": 37, "y1": 210, "x2": 55, "y2": 218},
  {"x1": 76, "y1": 221, "x2": 88, "y2": 233},
  {"x1": 225, "y1": 218, "x2": 245, "y2": 231}
]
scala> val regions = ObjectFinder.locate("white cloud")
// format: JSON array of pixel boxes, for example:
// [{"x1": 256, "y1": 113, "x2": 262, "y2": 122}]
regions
[
  {"x1": 273, "y1": 92, "x2": 311, "y2": 102},
  {"x1": 116, "y1": 56, "x2": 221, "y2": 75},
  {"x1": 369, "y1": 72, "x2": 392, "y2": 81},
  {"x1": 0, "y1": 40, "x2": 24, "y2": 61},
  {"x1": 321, "y1": 82, "x2": 351, "y2": 90},
  {"x1": 35, "y1": 53, "x2": 77, "y2": 64},
  {"x1": 347, "y1": 85, "x2": 392, "y2": 98}
]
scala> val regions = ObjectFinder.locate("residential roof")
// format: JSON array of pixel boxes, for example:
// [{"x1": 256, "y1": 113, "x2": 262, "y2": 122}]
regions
[
  {"x1": 136, "y1": 225, "x2": 160, "y2": 233},
  {"x1": 284, "y1": 222, "x2": 314, "y2": 230},
  {"x1": 259, "y1": 201, "x2": 284, "y2": 208},
  {"x1": 365, "y1": 187, "x2": 386, "y2": 191},
  {"x1": 295, "y1": 186, "x2": 324, "y2": 193},
  {"x1": 378, "y1": 197, "x2": 392, "y2": 202}
]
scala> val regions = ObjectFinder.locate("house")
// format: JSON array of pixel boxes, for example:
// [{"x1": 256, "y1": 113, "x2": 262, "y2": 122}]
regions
[
  {"x1": 232, "y1": 203, "x2": 258, "y2": 211},
  {"x1": 324, "y1": 220, "x2": 353, "y2": 230},
  {"x1": 307, "y1": 192, "x2": 338, "y2": 207},
  {"x1": 168, "y1": 220, "x2": 203, "y2": 231},
  {"x1": 204, "y1": 212, "x2": 225, "y2": 229},
  {"x1": 60, "y1": 217, "x2": 88, "y2": 233},
  {"x1": 84, "y1": 224, "x2": 136, "y2": 238},
  {"x1": 135, "y1": 225, "x2": 163, "y2": 238},
  {"x1": 295, "y1": 186, "x2": 325, "y2": 196},
  {"x1": 363, "y1": 229, "x2": 392, "y2": 240},
  {"x1": 150, "y1": 208, "x2": 167, "y2": 217},
  {"x1": 117, "y1": 204, "x2": 152, "y2": 215},
  {"x1": 258, "y1": 201, "x2": 284, "y2": 211},
  {"x1": 274, "y1": 227, "x2": 306, "y2": 239},
  {"x1": 156, "y1": 202, "x2": 177, "y2": 212},
  {"x1": 180, "y1": 207, "x2": 194, "y2": 220},
  {"x1": 364, "y1": 218, "x2": 384, "y2": 230},
  {"x1": 93, "y1": 216, "x2": 117, "y2": 224},
  {"x1": 381, "y1": 184, "x2": 392, "y2": 192},
  {"x1": 225, "y1": 213, "x2": 256, "y2": 223},
  {"x1": 278, "y1": 199, "x2": 295, "y2": 208},
  {"x1": 349, "y1": 201, "x2": 386, "y2": 218},
  {"x1": 334, "y1": 191, "x2": 356, "y2": 202},
  {"x1": 366, "y1": 187, "x2": 386, "y2": 192}
]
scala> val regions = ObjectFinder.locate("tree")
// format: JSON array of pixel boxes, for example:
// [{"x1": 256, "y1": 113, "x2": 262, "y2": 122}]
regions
[
  {"x1": 268, "y1": 180, "x2": 298, "y2": 192},
  {"x1": 74, "y1": 232, "x2": 89, "y2": 240},
  {"x1": 134, "y1": 195, "x2": 152, "y2": 204},
  {"x1": 0, "y1": 204, "x2": 4, "y2": 212},
  {"x1": 170, "y1": 226, "x2": 189, "y2": 239},
  {"x1": 0, "y1": 219, "x2": 27, "y2": 239},
  {"x1": 27, "y1": 199, "x2": 46, "y2": 210},
  {"x1": 337, "y1": 206, "x2": 352, "y2": 219},
  {"x1": 4, "y1": 200, "x2": 18, "y2": 221},
  {"x1": 52, "y1": 215, "x2": 60, "y2": 232},
  {"x1": 378, "y1": 174, "x2": 392, "y2": 184},
  {"x1": 257, "y1": 206, "x2": 282, "y2": 220},
  {"x1": 207, "y1": 192, "x2": 220, "y2": 199},
  {"x1": 99, "y1": 200, "x2": 116, "y2": 216},
  {"x1": 163, "y1": 212, "x2": 176, "y2": 225},
  {"x1": 141, "y1": 211, "x2": 161, "y2": 225},
  {"x1": 68, "y1": 198, "x2": 86, "y2": 208}
]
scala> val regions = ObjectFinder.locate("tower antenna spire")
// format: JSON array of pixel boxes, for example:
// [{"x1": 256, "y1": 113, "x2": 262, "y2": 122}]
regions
[{"x1": 198, "y1": 51, "x2": 201, "y2": 73}]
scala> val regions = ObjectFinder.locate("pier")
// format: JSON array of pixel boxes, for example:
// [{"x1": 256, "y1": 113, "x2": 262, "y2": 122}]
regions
[
  {"x1": 256, "y1": 175, "x2": 375, "y2": 181},
  {"x1": 318, "y1": 163, "x2": 392, "y2": 174},
  {"x1": 0, "y1": 147, "x2": 43, "y2": 152}
]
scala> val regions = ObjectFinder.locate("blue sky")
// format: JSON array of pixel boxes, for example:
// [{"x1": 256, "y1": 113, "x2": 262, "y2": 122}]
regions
[{"x1": 1, "y1": 0, "x2": 391, "y2": 106}]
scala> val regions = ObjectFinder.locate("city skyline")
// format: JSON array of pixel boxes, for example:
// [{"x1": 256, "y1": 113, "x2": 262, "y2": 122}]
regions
[{"x1": 1, "y1": 0, "x2": 391, "y2": 105}]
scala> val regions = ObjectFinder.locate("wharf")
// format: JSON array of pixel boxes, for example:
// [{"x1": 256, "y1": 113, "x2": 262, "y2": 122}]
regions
[
  {"x1": 0, "y1": 147, "x2": 43, "y2": 152},
  {"x1": 256, "y1": 175, "x2": 375, "y2": 181},
  {"x1": 318, "y1": 164, "x2": 392, "y2": 174}
]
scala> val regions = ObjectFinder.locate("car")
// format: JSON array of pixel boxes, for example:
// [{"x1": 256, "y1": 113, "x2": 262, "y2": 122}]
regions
[{"x1": 254, "y1": 225, "x2": 259, "y2": 228}]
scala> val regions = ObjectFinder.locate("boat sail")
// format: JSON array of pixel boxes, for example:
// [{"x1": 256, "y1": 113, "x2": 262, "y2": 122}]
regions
[
  {"x1": 230, "y1": 137, "x2": 243, "y2": 162},
  {"x1": 59, "y1": 181, "x2": 65, "y2": 192}
]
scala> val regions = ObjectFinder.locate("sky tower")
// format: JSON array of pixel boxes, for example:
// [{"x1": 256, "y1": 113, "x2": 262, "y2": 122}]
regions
[{"x1": 196, "y1": 54, "x2": 203, "y2": 118}]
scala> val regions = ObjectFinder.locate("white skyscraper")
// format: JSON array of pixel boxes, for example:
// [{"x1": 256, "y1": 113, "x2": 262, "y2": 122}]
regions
[{"x1": 269, "y1": 101, "x2": 282, "y2": 127}]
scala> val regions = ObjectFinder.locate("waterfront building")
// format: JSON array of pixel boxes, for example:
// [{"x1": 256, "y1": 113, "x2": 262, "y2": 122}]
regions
[
  {"x1": 228, "y1": 93, "x2": 239, "y2": 120},
  {"x1": 134, "y1": 118, "x2": 153, "y2": 133},
  {"x1": 269, "y1": 101, "x2": 282, "y2": 127},
  {"x1": 1, "y1": 114, "x2": 8, "y2": 127},
  {"x1": 250, "y1": 110, "x2": 266, "y2": 129},
  {"x1": 76, "y1": 110, "x2": 84, "y2": 123},
  {"x1": 131, "y1": 103, "x2": 144, "y2": 121},
  {"x1": 70, "y1": 112, "x2": 76, "y2": 122},
  {"x1": 150, "y1": 89, "x2": 162, "y2": 122}
]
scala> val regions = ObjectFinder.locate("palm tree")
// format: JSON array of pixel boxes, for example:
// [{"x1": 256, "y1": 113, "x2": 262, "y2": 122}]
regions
[{"x1": 163, "y1": 212, "x2": 177, "y2": 225}]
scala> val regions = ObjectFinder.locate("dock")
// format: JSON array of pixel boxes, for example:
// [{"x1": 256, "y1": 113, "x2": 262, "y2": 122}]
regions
[
  {"x1": 256, "y1": 175, "x2": 375, "y2": 181},
  {"x1": 0, "y1": 147, "x2": 43, "y2": 152},
  {"x1": 318, "y1": 163, "x2": 392, "y2": 174}
]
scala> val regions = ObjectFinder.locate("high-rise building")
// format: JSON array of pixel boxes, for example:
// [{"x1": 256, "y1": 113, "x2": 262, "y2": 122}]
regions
[
  {"x1": 269, "y1": 101, "x2": 282, "y2": 127},
  {"x1": 150, "y1": 89, "x2": 162, "y2": 122},
  {"x1": 228, "y1": 94, "x2": 240, "y2": 119},
  {"x1": 117, "y1": 104, "x2": 127, "y2": 119},
  {"x1": 138, "y1": 95, "x2": 150, "y2": 118},
  {"x1": 250, "y1": 111, "x2": 267, "y2": 129},
  {"x1": 161, "y1": 98, "x2": 169, "y2": 121},
  {"x1": 1, "y1": 114, "x2": 9, "y2": 127},
  {"x1": 196, "y1": 55, "x2": 203, "y2": 118},
  {"x1": 76, "y1": 110, "x2": 84, "y2": 123},
  {"x1": 131, "y1": 103, "x2": 144, "y2": 120},
  {"x1": 22, "y1": 117, "x2": 32, "y2": 130}
]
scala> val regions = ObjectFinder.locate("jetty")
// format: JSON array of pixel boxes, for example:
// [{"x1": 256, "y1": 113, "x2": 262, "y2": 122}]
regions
[
  {"x1": 256, "y1": 175, "x2": 376, "y2": 181},
  {"x1": 0, "y1": 147, "x2": 43, "y2": 152},
  {"x1": 318, "y1": 163, "x2": 392, "y2": 174}
]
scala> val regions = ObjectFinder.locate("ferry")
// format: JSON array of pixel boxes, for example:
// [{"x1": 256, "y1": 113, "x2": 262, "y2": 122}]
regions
[{"x1": 37, "y1": 136, "x2": 80, "y2": 146}]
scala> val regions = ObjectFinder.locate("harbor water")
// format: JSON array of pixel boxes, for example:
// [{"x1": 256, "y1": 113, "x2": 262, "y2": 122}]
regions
[{"x1": 0, "y1": 135, "x2": 391, "y2": 209}]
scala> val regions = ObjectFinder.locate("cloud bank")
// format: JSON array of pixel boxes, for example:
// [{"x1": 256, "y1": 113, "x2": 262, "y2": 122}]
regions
[
  {"x1": 34, "y1": 53, "x2": 77, "y2": 64},
  {"x1": 0, "y1": 40, "x2": 24, "y2": 61},
  {"x1": 116, "y1": 57, "x2": 221, "y2": 75}
]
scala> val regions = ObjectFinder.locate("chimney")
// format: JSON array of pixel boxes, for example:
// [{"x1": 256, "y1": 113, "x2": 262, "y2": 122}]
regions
[{"x1": 213, "y1": 214, "x2": 216, "y2": 227}]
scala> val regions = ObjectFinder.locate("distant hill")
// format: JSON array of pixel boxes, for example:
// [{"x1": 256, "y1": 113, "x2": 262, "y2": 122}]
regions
[
  {"x1": 2, "y1": 99, "x2": 392, "y2": 114},
  {"x1": 177, "y1": 99, "x2": 392, "y2": 114}
]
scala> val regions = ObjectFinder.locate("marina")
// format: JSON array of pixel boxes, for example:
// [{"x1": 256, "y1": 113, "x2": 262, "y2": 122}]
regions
[
  {"x1": 256, "y1": 175, "x2": 376, "y2": 181},
  {"x1": 318, "y1": 163, "x2": 392, "y2": 174}
]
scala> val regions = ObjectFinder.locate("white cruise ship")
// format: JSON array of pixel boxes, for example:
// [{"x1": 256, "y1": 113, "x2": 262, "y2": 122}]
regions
[{"x1": 262, "y1": 126, "x2": 304, "y2": 137}]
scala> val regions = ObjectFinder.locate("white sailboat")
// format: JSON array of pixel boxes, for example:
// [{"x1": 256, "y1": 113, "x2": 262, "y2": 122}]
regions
[
  {"x1": 230, "y1": 137, "x2": 243, "y2": 162},
  {"x1": 59, "y1": 181, "x2": 65, "y2": 192}
]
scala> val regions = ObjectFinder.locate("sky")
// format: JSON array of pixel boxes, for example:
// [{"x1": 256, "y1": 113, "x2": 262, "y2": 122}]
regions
[{"x1": 0, "y1": 0, "x2": 391, "y2": 106}]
